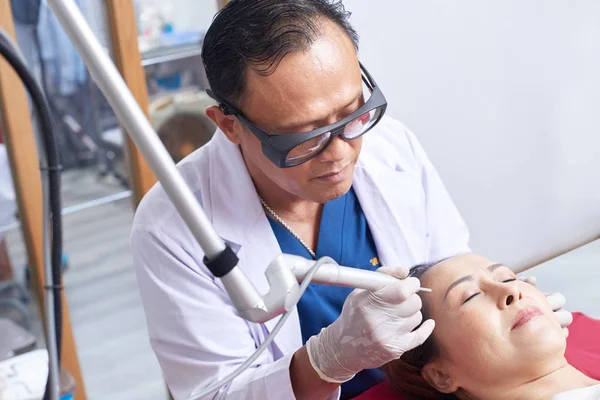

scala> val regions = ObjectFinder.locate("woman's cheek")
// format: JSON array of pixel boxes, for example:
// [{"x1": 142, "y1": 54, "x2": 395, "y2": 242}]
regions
[
  {"x1": 440, "y1": 310, "x2": 483, "y2": 350},
  {"x1": 457, "y1": 306, "x2": 498, "y2": 339},
  {"x1": 438, "y1": 313, "x2": 491, "y2": 368},
  {"x1": 521, "y1": 284, "x2": 554, "y2": 314}
]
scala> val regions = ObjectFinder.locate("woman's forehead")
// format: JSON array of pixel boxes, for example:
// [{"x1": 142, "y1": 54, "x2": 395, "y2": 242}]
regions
[{"x1": 424, "y1": 254, "x2": 498, "y2": 286}]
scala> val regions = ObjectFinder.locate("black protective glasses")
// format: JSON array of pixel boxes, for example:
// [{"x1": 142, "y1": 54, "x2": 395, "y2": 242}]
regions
[{"x1": 207, "y1": 63, "x2": 387, "y2": 168}]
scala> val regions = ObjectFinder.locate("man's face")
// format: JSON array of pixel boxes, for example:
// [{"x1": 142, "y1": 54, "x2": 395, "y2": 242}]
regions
[{"x1": 233, "y1": 20, "x2": 364, "y2": 204}]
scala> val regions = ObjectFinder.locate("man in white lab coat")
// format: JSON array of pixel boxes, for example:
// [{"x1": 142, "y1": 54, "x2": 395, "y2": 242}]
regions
[{"x1": 130, "y1": 1, "x2": 571, "y2": 399}]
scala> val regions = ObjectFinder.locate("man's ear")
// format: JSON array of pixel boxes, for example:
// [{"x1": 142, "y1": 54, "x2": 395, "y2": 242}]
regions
[
  {"x1": 205, "y1": 105, "x2": 244, "y2": 144},
  {"x1": 422, "y1": 361, "x2": 458, "y2": 394}
]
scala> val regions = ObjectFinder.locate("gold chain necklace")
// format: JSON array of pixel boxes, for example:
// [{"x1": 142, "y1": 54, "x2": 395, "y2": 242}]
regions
[{"x1": 257, "y1": 195, "x2": 316, "y2": 259}]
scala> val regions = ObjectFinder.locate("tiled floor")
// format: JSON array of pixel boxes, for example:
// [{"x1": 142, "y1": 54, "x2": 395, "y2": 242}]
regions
[{"x1": 3, "y1": 168, "x2": 599, "y2": 399}]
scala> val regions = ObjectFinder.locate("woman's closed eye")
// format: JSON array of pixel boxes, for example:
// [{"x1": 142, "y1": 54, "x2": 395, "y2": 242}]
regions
[
  {"x1": 493, "y1": 265, "x2": 517, "y2": 283},
  {"x1": 463, "y1": 292, "x2": 480, "y2": 304},
  {"x1": 497, "y1": 273, "x2": 517, "y2": 284}
]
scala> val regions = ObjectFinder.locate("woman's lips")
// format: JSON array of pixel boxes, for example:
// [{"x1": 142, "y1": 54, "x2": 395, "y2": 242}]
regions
[{"x1": 511, "y1": 306, "x2": 543, "y2": 330}]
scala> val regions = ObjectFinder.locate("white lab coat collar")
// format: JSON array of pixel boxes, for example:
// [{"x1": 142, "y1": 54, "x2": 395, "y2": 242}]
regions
[
  {"x1": 208, "y1": 132, "x2": 302, "y2": 356},
  {"x1": 353, "y1": 149, "x2": 423, "y2": 268},
  {"x1": 205, "y1": 129, "x2": 422, "y2": 356}
]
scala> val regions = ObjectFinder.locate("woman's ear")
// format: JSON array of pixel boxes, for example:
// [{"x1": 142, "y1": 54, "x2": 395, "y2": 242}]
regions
[
  {"x1": 422, "y1": 360, "x2": 458, "y2": 394},
  {"x1": 205, "y1": 106, "x2": 244, "y2": 145}
]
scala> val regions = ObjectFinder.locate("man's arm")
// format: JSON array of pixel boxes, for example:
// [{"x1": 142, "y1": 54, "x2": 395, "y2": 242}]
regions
[
  {"x1": 131, "y1": 226, "x2": 340, "y2": 400},
  {"x1": 291, "y1": 346, "x2": 340, "y2": 400}
]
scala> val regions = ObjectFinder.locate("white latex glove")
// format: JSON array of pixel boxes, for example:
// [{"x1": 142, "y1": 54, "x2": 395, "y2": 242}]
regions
[
  {"x1": 306, "y1": 266, "x2": 435, "y2": 383},
  {"x1": 521, "y1": 276, "x2": 572, "y2": 337}
]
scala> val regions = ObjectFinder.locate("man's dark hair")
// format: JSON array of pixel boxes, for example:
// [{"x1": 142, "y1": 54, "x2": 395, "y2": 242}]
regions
[{"x1": 202, "y1": 0, "x2": 359, "y2": 109}]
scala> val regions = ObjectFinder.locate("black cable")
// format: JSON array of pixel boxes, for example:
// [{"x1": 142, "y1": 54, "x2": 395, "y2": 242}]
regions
[{"x1": 0, "y1": 32, "x2": 63, "y2": 400}]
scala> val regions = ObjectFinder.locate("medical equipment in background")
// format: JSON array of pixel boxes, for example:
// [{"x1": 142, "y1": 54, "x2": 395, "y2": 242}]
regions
[
  {"x1": 11, "y1": 0, "x2": 128, "y2": 185},
  {"x1": 1, "y1": 1, "x2": 421, "y2": 399},
  {"x1": 0, "y1": 26, "x2": 63, "y2": 400}
]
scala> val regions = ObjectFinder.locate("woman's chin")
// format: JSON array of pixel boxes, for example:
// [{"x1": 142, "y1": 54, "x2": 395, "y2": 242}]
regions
[{"x1": 510, "y1": 315, "x2": 566, "y2": 358}]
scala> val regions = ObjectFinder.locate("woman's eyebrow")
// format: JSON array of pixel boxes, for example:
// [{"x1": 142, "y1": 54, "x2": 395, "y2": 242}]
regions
[
  {"x1": 444, "y1": 275, "x2": 473, "y2": 300},
  {"x1": 487, "y1": 263, "x2": 505, "y2": 272},
  {"x1": 443, "y1": 263, "x2": 507, "y2": 300}
]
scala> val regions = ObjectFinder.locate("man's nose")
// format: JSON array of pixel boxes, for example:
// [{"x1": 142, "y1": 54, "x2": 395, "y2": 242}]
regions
[{"x1": 316, "y1": 136, "x2": 350, "y2": 162}]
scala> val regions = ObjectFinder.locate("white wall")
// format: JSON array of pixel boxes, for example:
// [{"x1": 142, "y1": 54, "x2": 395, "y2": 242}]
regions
[
  {"x1": 132, "y1": 0, "x2": 217, "y2": 34},
  {"x1": 169, "y1": 0, "x2": 218, "y2": 33},
  {"x1": 344, "y1": 0, "x2": 600, "y2": 270}
]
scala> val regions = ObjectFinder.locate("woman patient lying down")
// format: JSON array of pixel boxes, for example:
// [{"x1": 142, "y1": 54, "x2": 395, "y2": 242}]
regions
[{"x1": 383, "y1": 254, "x2": 599, "y2": 400}]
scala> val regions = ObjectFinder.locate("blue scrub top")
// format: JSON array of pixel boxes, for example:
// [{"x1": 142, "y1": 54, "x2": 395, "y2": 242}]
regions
[{"x1": 267, "y1": 187, "x2": 385, "y2": 399}]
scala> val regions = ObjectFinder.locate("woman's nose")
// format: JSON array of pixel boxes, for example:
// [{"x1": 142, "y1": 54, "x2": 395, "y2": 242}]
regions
[{"x1": 497, "y1": 283, "x2": 523, "y2": 309}]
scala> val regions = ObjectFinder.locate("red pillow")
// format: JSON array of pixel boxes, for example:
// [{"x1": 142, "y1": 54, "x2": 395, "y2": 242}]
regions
[
  {"x1": 354, "y1": 312, "x2": 600, "y2": 400},
  {"x1": 565, "y1": 312, "x2": 600, "y2": 380}
]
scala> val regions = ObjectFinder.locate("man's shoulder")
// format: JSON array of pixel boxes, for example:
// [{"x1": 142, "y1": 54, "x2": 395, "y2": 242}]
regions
[
  {"x1": 132, "y1": 144, "x2": 211, "y2": 235},
  {"x1": 361, "y1": 115, "x2": 422, "y2": 171}
]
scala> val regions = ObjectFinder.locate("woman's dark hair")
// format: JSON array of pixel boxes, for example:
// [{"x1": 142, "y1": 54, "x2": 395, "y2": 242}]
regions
[
  {"x1": 382, "y1": 261, "x2": 458, "y2": 400},
  {"x1": 202, "y1": 0, "x2": 359, "y2": 108}
]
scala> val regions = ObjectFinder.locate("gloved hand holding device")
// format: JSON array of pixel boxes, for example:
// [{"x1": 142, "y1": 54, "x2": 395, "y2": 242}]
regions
[{"x1": 306, "y1": 266, "x2": 435, "y2": 383}]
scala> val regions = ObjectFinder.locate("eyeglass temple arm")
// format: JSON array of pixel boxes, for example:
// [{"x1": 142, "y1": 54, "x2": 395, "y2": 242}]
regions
[{"x1": 206, "y1": 89, "x2": 238, "y2": 115}]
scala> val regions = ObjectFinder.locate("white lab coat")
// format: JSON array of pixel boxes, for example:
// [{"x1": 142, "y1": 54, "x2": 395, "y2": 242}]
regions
[{"x1": 130, "y1": 116, "x2": 470, "y2": 400}]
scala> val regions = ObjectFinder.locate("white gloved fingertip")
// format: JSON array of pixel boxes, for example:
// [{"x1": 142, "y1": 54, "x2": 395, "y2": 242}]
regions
[
  {"x1": 405, "y1": 319, "x2": 435, "y2": 351},
  {"x1": 376, "y1": 265, "x2": 410, "y2": 279},
  {"x1": 375, "y1": 276, "x2": 421, "y2": 303},
  {"x1": 520, "y1": 276, "x2": 537, "y2": 286},
  {"x1": 418, "y1": 319, "x2": 435, "y2": 335},
  {"x1": 546, "y1": 292, "x2": 567, "y2": 311},
  {"x1": 554, "y1": 308, "x2": 573, "y2": 329},
  {"x1": 423, "y1": 318, "x2": 436, "y2": 332}
]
